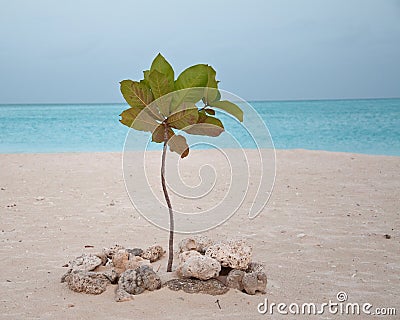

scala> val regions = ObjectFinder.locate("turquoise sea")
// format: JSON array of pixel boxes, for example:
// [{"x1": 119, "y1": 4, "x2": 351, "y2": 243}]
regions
[{"x1": 0, "y1": 99, "x2": 399, "y2": 156}]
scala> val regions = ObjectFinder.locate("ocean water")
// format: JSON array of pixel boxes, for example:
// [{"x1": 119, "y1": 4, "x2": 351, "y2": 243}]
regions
[{"x1": 0, "y1": 99, "x2": 399, "y2": 156}]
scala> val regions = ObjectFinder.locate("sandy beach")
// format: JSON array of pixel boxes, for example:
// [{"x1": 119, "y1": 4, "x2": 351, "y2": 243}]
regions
[{"x1": 0, "y1": 149, "x2": 399, "y2": 319}]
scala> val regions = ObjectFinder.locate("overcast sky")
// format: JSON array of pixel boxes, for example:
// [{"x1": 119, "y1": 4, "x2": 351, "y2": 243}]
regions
[{"x1": 0, "y1": 0, "x2": 399, "y2": 103}]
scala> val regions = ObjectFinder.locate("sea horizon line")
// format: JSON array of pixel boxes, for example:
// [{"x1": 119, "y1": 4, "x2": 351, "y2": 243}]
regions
[{"x1": 0, "y1": 96, "x2": 399, "y2": 106}]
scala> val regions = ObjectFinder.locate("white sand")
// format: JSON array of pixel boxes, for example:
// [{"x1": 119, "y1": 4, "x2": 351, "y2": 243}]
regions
[{"x1": 0, "y1": 150, "x2": 399, "y2": 319}]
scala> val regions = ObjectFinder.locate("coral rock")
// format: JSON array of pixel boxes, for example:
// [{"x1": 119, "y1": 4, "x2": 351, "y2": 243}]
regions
[
  {"x1": 141, "y1": 245, "x2": 165, "y2": 262},
  {"x1": 117, "y1": 265, "x2": 161, "y2": 297},
  {"x1": 94, "y1": 252, "x2": 108, "y2": 266},
  {"x1": 112, "y1": 249, "x2": 130, "y2": 272},
  {"x1": 91, "y1": 265, "x2": 119, "y2": 283},
  {"x1": 226, "y1": 269, "x2": 245, "y2": 291},
  {"x1": 101, "y1": 268, "x2": 119, "y2": 284},
  {"x1": 125, "y1": 256, "x2": 151, "y2": 270},
  {"x1": 137, "y1": 265, "x2": 162, "y2": 291},
  {"x1": 112, "y1": 249, "x2": 151, "y2": 273},
  {"x1": 247, "y1": 262, "x2": 265, "y2": 273},
  {"x1": 205, "y1": 240, "x2": 252, "y2": 270},
  {"x1": 126, "y1": 248, "x2": 143, "y2": 256},
  {"x1": 242, "y1": 271, "x2": 267, "y2": 295},
  {"x1": 178, "y1": 250, "x2": 202, "y2": 263},
  {"x1": 118, "y1": 269, "x2": 145, "y2": 295},
  {"x1": 115, "y1": 288, "x2": 135, "y2": 302},
  {"x1": 165, "y1": 278, "x2": 229, "y2": 295},
  {"x1": 177, "y1": 251, "x2": 221, "y2": 280},
  {"x1": 102, "y1": 244, "x2": 125, "y2": 258},
  {"x1": 65, "y1": 271, "x2": 109, "y2": 295},
  {"x1": 226, "y1": 267, "x2": 267, "y2": 295},
  {"x1": 178, "y1": 236, "x2": 214, "y2": 254},
  {"x1": 67, "y1": 253, "x2": 103, "y2": 272}
]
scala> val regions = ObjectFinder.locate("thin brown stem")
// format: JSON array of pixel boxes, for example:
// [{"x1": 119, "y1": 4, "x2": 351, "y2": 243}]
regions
[{"x1": 161, "y1": 123, "x2": 174, "y2": 272}]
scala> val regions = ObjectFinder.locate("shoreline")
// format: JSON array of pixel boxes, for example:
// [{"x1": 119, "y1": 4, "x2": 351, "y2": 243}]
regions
[{"x1": 0, "y1": 148, "x2": 399, "y2": 158}]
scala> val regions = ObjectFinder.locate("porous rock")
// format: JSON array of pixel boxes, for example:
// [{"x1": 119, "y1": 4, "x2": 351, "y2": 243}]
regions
[
  {"x1": 112, "y1": 249, "x2": 151, "y2": 273},
  {"x1": 178, "y1": 236, "x2": 214, "y2": 254},
  {"x1": 91, "y1": 265, "x2": 120, "y2": 284},
  {"x1": 117, "y1": 265, "x2": 161, "y2": 297},
  {"x1": 94, "y1": 252, "x2": 108, "y2": 266},
  {"x1": 125, "y1": 255, "x2": 151, "y2": 270},
  {"x1": 112, "y1": 249, "x2": 130, "y2": 272},
  {"x1": 242, "y1": 271, "x2": 267, "y2": 295},
  {"x1": 102, "y1": 244, "x2": 125, "y2": 258},
  {"x1": 137, "y1": 265, "x2": 162, "y2": 291},
  {"x1": 165, "y1": 278, "x2": 229, "y2": 295},
  {"x1": 141, "y1": 245, "x2": 165, "y2": 262},
  {"x1": 118, "y1": 269, "x2": 144, "y2": 295},
  {"x1": 177, "y1": 251, "x2": 221, "y2": 280},
  {"x1": 205, "y1": 240, "x2": 252, "y2": 270},
  {"x1": 225, "y1": 269, "x2": 245, "y2": 291},
  {"x1": 126, "y1": 248, "x2": 143, "y2": 256},
  {"x1": 226, "y1": 266, "x2": 267, "y2": 295},
  {"x1": 101, "y1": 268, "x2": 119, "y2": 284},
  {"x1": 247, "y1": 261, "x2": 265, "y2": 273},
  {"x1": 64, "y1": 270, "x2": 109, "y2": 295},
  {"x1": 178, "y1": 250, "x2": 202, "y2": 263},
  {"x1": 115, "y1": 288, "x2": 135, "y2": 302},
  {"x1": 67, "y1": 253, "x2": 103, "y2": 272}
]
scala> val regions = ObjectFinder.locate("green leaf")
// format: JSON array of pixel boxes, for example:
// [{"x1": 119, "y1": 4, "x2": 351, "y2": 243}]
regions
[
  {"x1": 147, "y1": 70, "x2": 174, "y2": 118},
  {"x1": 166, "y1": 105, "x2": 199, "y2": 130},
  {"x1": 206, "y1": 66, "x2": 218, "y2": 88},
  {"x1": 203, "y1": 66, "x2": 220, "y2": 104},
  {"x1": 172, "y1": 64, "x2": 210, "y2": 109},
  {"x1": 120, "y1": 80, "x2": 154, "y2": 109},
  {"x1": 150, "y1": 53, "x2": 174, "y2": 84},
  {"x1": 148, "y1": 70, "x2": 174, "y2": 100},
  {"x1": 171, "y1": 87, "x2": 205, "y2": 112},
  {"x1": 152, "y1": 124, "x2": 174, "y2": 143},
  {"x1": 143, "y1": 70, "x2": 150, "y2": 86},
  {"x1": 168, "y1": 134, "x2": 189, "y2": 158},
  {"x1": 183, "y1": 110, "x2": 224, "y2": 137},
  {"x1": 118, "y1": 56, "x2": 243, "y2": 148},
  {"x1": 119, "y1": 107, "x2": 158, "y2": 132},
  {"x1": 175, "y1": 64, "x2": 209, "y2": 90},
  {"x1": 208, "y1": 100, "x2": 244, "y2": 122}
]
